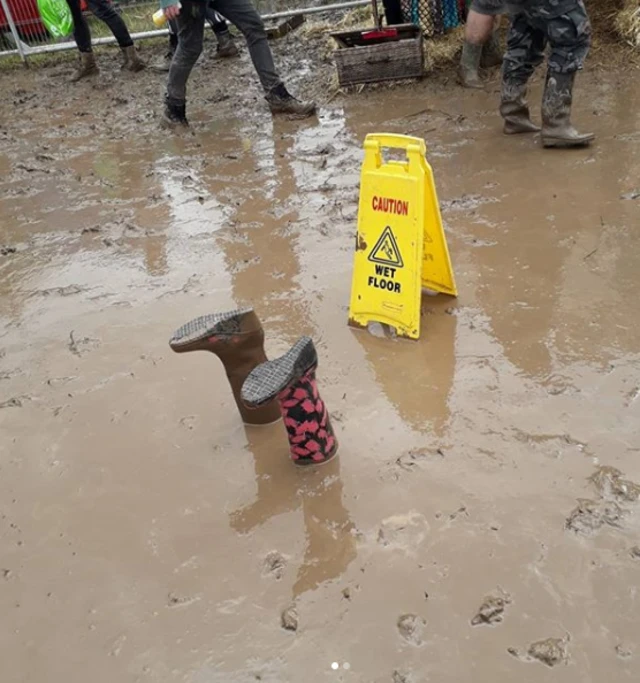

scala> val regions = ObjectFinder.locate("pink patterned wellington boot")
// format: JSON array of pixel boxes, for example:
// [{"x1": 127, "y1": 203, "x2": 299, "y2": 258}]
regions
[
  {"x1": 169, "y1": 308, "x2": 281, "y2": 426},
  {"x1": 241, "y1": 336, "x2": 339, "y2": 466}
]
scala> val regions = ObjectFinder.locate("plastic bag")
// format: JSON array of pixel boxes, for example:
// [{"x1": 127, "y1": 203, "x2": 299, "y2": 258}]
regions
[{"x1": 37, "y1": 0, "x2": 74, "y2": 39}]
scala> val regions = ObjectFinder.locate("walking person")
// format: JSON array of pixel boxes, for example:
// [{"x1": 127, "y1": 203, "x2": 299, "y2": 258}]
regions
[
  {"x1": 160, "y1": 0, "x2": 316, "y2": 127},
  {"x1": 500, "y1": 0, "x2": 594, "y2": 147},
  {"x1": 152, "y1": 6, "x2": 238, "y2": 73},
  {"x1": 66, "y1": 0, "x2": 145, "y2": 81},
  {"x1": 459, "y1": 0, "x2": 505, "y2": 88}
]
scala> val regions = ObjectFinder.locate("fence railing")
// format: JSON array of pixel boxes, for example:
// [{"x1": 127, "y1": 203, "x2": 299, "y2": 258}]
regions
[{"x1": 0, "y1": 0, "x2": 372, "y2": 62}]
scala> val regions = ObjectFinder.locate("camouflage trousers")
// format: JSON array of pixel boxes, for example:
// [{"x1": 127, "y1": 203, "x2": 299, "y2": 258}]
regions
[{"x1": 503, "y1": 0, "x2": 591, "y2": 83}]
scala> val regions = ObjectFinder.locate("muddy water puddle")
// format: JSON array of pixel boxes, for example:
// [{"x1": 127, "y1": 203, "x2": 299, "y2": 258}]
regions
[{"x1": 1, "y1": 51, "x2": 640, "y2": 683}]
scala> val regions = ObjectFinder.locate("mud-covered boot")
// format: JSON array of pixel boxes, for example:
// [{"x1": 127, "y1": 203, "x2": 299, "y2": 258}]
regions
[
  {"x1": 151, "y1": 49, "x2": 175, "y2": 73},
  {"x1": 161, "y1": 95, "x2": 189, "y2": 128},
  {"x1": 500, "y1": 79, "x2": 541, "y2": 135},
  {"x1": 215, "y1": 30, "x2": 239, "y2": 58},
  {"x1": 70, "y1": 51, "x2": 99, "y2": 82},
  {"x1": 169, "y1": 308, "x2": 281, "y2": 426},
  {"x1": 481, "y1": 30, "x2": 503, "y2": 68},
  {"x1": 458, "y1": 41, "x2": 483, "y2": 89},
  {"x1": 121, "y1": 44, "x2": 146, "y2": 72},
  {"x1": 265, "y1": 83, "x2": 317, "y2": 118},
  {"x1": 541, "y1": 71, "x2": 594, "y2": 148},
  {"x1": 241, "y1": 336, "x2": 338, "y2": 466}
]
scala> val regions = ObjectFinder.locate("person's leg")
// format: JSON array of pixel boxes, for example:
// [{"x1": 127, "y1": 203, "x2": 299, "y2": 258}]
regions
[
  {"x1": 164, "y1": 0, "x2": 206, "y2": 126},
  {"x1": 460, "y1": 8, "x2": 497, "y2": 87},
  {"x1": 151, "y1": 19, "x2": 179, "y2": 72},
  {"x1": 85, "y1": 0, "x2": 145, "y2": 70},
  {"x1": 67, "y1": 0, "x2": 92, "y2": 52},
  {"x1": 500, "y1": 11, "x2": 546, "y2": 134},
  {"x1": 540, "y1": 0, "x2": 593, "y2": 147},
  {"x1": 212, "y1": 0, "x2": 316, "y2": 116},
  {"x1": 67, "y1": 0, "x2": 99, "y2": 81},
  {"x1": 206, "y1": 5, "x2": 239, "y2": 57},
  {"x1": 381, "y1": 0, "x2": 404, "y2": 25}
]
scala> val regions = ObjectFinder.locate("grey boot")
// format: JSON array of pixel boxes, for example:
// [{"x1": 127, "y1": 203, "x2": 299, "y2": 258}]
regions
[
  {"x1": 500, "y1": 80, "x2": 541, "y2": 135},
  {"x1": 481, "y1": 30, "x2": 503, "y2": 68},
  {"x1": 215, "y1": 30, "x2": 239, "y2": 58},
  {"x1": 541, "y1": 71, "x2": 594, "y2": 148},
  {"x1": 121, "y1": 45, "x2": 145, "y2": 72},
  {"x1": 70, "y1": 51, "x2": 99, "y2": 82},
  {"x1": 266, "y1": 84, "x2": 316, "y2": 118},
  {"x1": 459, "y1": 41, "x2": 483, "y2": 89}
]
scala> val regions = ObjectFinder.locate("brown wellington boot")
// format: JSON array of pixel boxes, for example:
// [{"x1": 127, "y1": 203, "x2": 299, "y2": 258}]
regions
[
  {"x1": 70, "y1": 51, "x2": 99, "y2": 82},
  {"x1": 458, "y1": 41, "x2": 484, "y2": 89},
  {"x1": 541, "y1": 71, "x2": 594, "y2": 149},
  {"x1": 121, "y1": 45, "x2": 146, "y2": 72},
  {"x1": 500, "y1": 79, "x2": 541, "y2": 135},
  {"x1": 169, "y1": 308, "x2": 281, "y2": 426}
]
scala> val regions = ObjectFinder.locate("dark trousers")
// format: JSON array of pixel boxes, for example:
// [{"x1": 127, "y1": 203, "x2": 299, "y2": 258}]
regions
[
  {"x1": 66, "y1": 0, "x2": 133, "y2": 52},
  {"x1": 168, "y1": 5, "x2": 228, "y2": 48},
  {"x1": 166, "y1": 0, "x2": 281, "y2": 105}
]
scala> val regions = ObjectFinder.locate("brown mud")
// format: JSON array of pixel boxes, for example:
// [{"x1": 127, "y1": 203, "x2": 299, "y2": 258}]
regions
[{"x1": 1, "y1": 27, "x2": 640, "y2": 683}]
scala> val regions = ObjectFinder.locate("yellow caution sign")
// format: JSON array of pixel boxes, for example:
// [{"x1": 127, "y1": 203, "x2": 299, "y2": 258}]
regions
[{"x1": 348, "y1": 134, "x2": 456, "y2": 340}]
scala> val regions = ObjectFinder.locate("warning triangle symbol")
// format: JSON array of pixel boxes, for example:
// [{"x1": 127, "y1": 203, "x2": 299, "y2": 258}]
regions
[{"x1": 368, "y1": 226, "x2": 404, "y2": 268}]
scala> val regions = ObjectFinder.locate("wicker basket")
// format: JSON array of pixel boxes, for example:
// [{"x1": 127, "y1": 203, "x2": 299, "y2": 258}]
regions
[{"x1": 331, "y1": 24, "x2": 424, "y2": 88}]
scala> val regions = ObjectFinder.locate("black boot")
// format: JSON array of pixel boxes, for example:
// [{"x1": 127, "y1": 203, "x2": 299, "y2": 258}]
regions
[
  {"x1": 265, "y1": 83, "x2": 316, "y2": 118},
  {"x1": 500, "y1": 79, "x2": 541, "y2": 135},
  {"x1": 541, "y1": 71, "x2": 594, "y2": 148},
  {"x1": 161, "y1": 95, "x2": 189, "y2": 128},
  {"x1": 458, "y1": 41, "x2": 483, "y2": 89}
]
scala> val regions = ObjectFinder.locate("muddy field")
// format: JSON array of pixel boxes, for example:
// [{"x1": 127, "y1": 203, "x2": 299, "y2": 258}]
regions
[{"x1": 1, "y1": 26, "x2": 640, "y2": 683}]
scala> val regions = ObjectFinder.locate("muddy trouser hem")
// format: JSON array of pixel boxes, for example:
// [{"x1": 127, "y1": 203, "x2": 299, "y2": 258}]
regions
[
  {"x1": 166, "y1": 0, "x2": 206, "y2": 104},
  {"x1": 211, "y1": 0, "x2": 282, "y2": 92},
  {"x1": 503, "y1": 0, "x2": 591, "y2": 84},
  {"x1": 67, "y1": 0, "x2": 134, "y2": 51},
  {"x1": 470, "y1": 0, "x2": 505, "y2": 16}
]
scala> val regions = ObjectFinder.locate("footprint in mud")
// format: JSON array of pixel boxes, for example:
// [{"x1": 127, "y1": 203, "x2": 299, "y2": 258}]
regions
[
  {"x1": 630, "y1": 546, "x2": 640, "y2": 560},
  {"x1": 377, "y1": 512, "x2": 429, "y2": 552},
  {"x1": 397, "y1": 614, "x2": 427, "y2": 647},
  {"x1": 392, "y1": 671, "x2": 416, "y2": 683},
  {"x1": 67, "y1": 331, "x2": 101, "y2": 357},
  {"x1": 589, "y1": 466, "x2": 640, "y2": 503},
  {"x1": 565, "y1": 499, "x2": 625, "y2": 535},
  {"x1": 615, "y1": 643, "x2": 634, "y2": 659},
  {"x1": 509, "y1": 636, "x2": 569, "y2": 667},
  {"x1": 262, "y1": 551, "x2": 287, "y2": 580},
  {"x1": 471, "y1": 590, "x2": 511, "y2": 626},
  {"x1": 0, "y1": 396, "x2": 31, "y2": 409},
  {"x1": 566, "y1": 465, "x2": 640, "y2": 536}
]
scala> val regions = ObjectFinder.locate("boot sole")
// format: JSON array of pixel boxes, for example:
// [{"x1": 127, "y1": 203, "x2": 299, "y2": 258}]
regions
[
  {"x1": 504, "y1": 126, "x2": 541, "y2": 135},
  {"x1": 241, "y1": 336, "x2": 318, "y2": 408},
  {"x1": 542, "y1": 135, "x2": 595, "y2": 148},
  {"x1": 169, "y1": 308, "x2": 254, "y2": 352}
]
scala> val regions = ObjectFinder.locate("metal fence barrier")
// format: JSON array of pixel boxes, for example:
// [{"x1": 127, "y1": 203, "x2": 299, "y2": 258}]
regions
[
  {"x1": 0, "y1": 0, "x2": 375, "y2": 62},
  {"x1": 0, "y1": 0, "x2": 464, "y2": 63}
]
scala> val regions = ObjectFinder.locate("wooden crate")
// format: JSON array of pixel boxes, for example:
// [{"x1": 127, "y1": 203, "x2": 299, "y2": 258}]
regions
[{"x1": 331, "y1": 24, "x2": 423, "y2": 88}]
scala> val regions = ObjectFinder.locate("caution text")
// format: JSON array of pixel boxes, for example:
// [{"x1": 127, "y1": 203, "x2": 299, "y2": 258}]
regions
[{"x1": 371, "y1": 196, "x2": 409, "y2": 216}]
